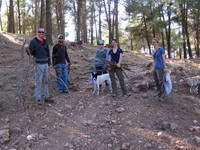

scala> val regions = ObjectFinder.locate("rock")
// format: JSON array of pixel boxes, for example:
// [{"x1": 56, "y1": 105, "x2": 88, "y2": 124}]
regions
[
  {"x1": 144, "y1": 143, "x2": 152, "y2": 148},
  {"x1": 121, "y1": 143, "x2": 130, "y2": 150},
  {"x1": 189, "y1": 126, "x2": 200, "y2": 132},
  {"x1": 108, "y1": 144, "x2": 112, "y2": 148},
  {"x1": 193, "y1": 136, "x2": 200, "y2": 143},
  {"x1": 193, "y1": 120, "x2": 198, "y2": 124},
  {"x1": 160, "y1": 121, "x2": 169, "y2": 130},
  {"x1": 0, "y1": 128, "x2": 10, "y2": 144},
  {"x1": 116, "y1": 107, "x2": 125, "y2": 113},
  {"x1": 142, "y1": 93, "x2": 148, "y2": 98},
  {"x1": 170, "y1": 123, "x2": 178, "y2": 130}
]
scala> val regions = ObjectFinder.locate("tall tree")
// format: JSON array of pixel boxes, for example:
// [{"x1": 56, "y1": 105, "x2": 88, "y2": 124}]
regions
[
  {"x1": 0, "y1": 0, "x2": 3, "y2": 31},
  {"x1": 16, "y1": 0, "x2": 22, "y2": 34},
  {"x1": 98, "y1": 0, "x2": 102, "y2": 40},
  {"x1": 77, "y1": 0, "x2": 82, "y2": 42},
  {"x1": 40, "y1": 0, "x2": 45, "y2": 28},
  {"x1": 56, "y1": 0, "x2": 65, "y2": 36},
  {"x1": 46, "y1": 0, "x2": 53, "y2": 44},
  {"x1": 81, "y1": 0, "x2": 87, "y2": 43},
  {"x1": 7, "y1": 0, "x2": 15, "y2": 33},
  {"x1": 90, "y1": 0, "x2": 95, "y2": 44},
  {"x1": 114, "y1": 0, "x2": 119, "y2": 42}
]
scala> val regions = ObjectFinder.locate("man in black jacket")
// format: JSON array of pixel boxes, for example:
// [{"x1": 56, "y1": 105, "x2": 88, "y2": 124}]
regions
[
  {"x1": 52, "y1": 34, "x2": 71, "y2": 93},
  {"x1": 29, "y1": 28, "x2": 53, "y2": 104}
]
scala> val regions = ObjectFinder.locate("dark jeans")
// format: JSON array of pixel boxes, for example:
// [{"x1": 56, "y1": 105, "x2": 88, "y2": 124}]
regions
[
  {"x1": 109, "y1": 68, "x2": 127, "y2": 95},
  {"x1": 153, "y1": 69, "x2": 165, "y2": 97}
]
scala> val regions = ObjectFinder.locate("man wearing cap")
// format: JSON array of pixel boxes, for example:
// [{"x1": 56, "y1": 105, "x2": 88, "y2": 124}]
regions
[
  {"x1": 52, "y1": 34, "x2": 71, "y2": 93},
  {"x1": 29, "y1": 28, "x2": 52, "y2": 105},
  {"x1": 92, "y1": 40, "x2": 109, "y2": 75}
]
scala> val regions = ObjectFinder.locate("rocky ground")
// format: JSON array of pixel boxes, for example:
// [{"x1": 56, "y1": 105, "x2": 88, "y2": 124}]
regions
[{"x1": 0, "y1": 32, "x2": 200, "y2": 150}]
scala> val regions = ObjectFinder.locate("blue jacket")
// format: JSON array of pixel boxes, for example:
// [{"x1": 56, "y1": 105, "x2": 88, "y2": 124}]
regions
[
  {"x1": 29, "y1": 37, "x2": 51, "y2": 65},
  {"x1": 93, "y1": 48, "x2": 109, "y2": 67}
]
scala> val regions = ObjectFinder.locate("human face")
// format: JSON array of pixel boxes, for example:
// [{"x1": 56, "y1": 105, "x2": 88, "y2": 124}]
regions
[
  {"x1": 111, "y1": 40, "x2": 117, "y2": 48},
  {"x1": 58, "y1": 36, "x2": 64, "y2": 42},
  {"x1": 98, "y1": 44, "x2": 104, "y2": 49},
  {"x1": 152, "y1": 40, "x2": 158, "y2": 47},
  {"x1": 37, "y1": 28, "x2": 45, "y2": 38}
]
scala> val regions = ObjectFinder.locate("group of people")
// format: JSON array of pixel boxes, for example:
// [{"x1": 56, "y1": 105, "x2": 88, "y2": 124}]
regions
[
  {"x1": 29, "y1": 28, "x2": 71, "y2": 105},
  {"x1": 28, "y1": 27, "x2": 166, "y2": 105}
]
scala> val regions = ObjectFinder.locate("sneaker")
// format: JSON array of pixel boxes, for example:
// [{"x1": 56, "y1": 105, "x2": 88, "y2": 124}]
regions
[
  {"x1": 44, "y1": 97, "x2": 54, "y2": 103},
  {"x1": 35, "y1": 99, "x2": 42, "y2": 105},
  {"x1": 111, "y1": 93, "x2": 117, "y2": 97},
  {"x1": 63, "y1": 90, "x2": 69, "y2": 94}
]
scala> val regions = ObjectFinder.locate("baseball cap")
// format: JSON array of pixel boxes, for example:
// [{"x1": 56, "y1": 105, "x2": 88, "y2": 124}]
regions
[
  {"x1": 97, "y1": 40, "x2": 104, "y2": 45},
  {"x1": 58, "y1": 34, "x2": 64, "y2": 39}
]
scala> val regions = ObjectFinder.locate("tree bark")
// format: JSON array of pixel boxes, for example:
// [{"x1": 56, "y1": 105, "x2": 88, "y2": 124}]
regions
[
  {"x1": 180, "y1": 3, "x2": 187, "y2": 59},
  {"x1": 81, "y1": 0, "x2": 87, "y2": 43},
  {"x1": 143, "y1": 15, "x2": 151, "y2": 54},
  {"x1": 98, "y1": 0, "x2": 102, "y2": 40},
  {"x1": 7, "y1": 0, "x2": 15, "y2": 33},
  {"x1": 185, "y1": 5, "x2": 192, "y2": 58},
  {"x1": 90, "y1": 0, "x2": 94, "y2": 44},
  {"x1": 196, "y1": 9, "x2": 200, "y2": 58},
  {"x1": 40, "y1": 0, "x2": 45, "y2": 28},
  {"x1": 46, "y1": 0, "x2": 53, "y2": 45},
  {"x1": 114, "y1": 0, "x2": 119, "y2": 42},
  {"x1": 77, "y1": 0, "x2": 82, "y2": 42},
  {"x1": 0, "y1": 0, "x2": 3, "y2": 31},
  {"x1": 103, "y1": 0, "x2": 112, "y2": 44}
]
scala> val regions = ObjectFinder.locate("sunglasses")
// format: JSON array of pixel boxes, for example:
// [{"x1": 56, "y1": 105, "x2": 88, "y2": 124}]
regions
[
  {"x1": 58, "y1": 37, "x2": 64, "y2": 39},
  {"x1": 38, "y1": 31, "x2": 45, "y2": 33}
]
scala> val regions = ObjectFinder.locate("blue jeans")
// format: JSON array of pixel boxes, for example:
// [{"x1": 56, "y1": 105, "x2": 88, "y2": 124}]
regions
[
  {"x1": 35, "y1": 64, "x2": 49, "y2": 101},
  {"x1": 55, "y1": 64, "x2": 69, "y2": 92}
]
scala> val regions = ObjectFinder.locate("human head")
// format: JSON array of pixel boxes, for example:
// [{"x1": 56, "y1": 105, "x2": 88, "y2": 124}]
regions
[
  {"x1": 97, "y1": 40, "x2": 104, "y2": 48},
  {"x1": 37, "y1": 28, "x2": 45, "y2": 39},
  {"x1": 152, "y1": 38, "x2": 160, "y2": 47},
  {"x1": 111, "y1": 39, "x2": 118, "y2": 48},
  {"x1": 58, "y1": 34, "x2": 64, "y2": 43}
]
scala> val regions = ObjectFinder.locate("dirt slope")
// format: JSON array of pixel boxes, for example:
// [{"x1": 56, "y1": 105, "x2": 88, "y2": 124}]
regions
[{"x1": 0, "y1": 33, "x2": 200, "y2": 150}]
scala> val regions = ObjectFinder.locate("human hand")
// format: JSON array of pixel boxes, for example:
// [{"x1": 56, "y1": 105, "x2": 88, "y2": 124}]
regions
[{"x1": 116, "y1": 63, "x2": 121, "y2": 68}]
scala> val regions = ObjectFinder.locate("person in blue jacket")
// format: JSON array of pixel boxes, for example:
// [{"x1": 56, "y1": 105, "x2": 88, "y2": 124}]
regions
[
  {"x1": 152, "y1": 38, "x2": 166, "y2": 101},
  {"x1": 92, "y1": 40, "x2": 109, "y2": 76},
  {"x1": 29, "y1": 28, "x2": 53, "y2": 104}
]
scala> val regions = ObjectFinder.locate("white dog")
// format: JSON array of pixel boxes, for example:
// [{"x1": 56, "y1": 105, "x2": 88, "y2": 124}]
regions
[{"x1": 93, "y1": 73, "x2": 112, "y2": 95}]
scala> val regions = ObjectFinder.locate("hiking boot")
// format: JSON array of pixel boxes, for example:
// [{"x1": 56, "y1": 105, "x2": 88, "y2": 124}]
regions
[
  {"x1": 63, "y1": 91, "x2": 69, "y2": 94},
  {"x1": 45, "y1": 97, "x2": 54, "y2": 103},
  {"x1": 111, "y1": 93, "x2": 117, "y2": 97},
  {"x1": 35, "y1": 99, "x2": 42, "y2": 105}
]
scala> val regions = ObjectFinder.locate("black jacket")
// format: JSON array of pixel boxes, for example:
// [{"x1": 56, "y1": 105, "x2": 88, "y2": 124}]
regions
[
  {"x1": 29, "y1": 37, "x2": 51, "y2": 65},
  {"x1": 52, "y1": 43, "x2": 71, "y2": 66}
]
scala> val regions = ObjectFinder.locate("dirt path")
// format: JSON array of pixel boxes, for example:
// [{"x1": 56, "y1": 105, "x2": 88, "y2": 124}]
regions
[{"x1": 0, "y1": 33, "x2": 200, "y2": 150}]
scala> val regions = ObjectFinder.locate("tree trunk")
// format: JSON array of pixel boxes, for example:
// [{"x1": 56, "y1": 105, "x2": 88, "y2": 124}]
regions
[
  {"x1": 40, "y1": 0, "x2": 45, "y2": 28},
  {"x1": 196, "y1": 9, "x2": 200, "y2": 58},
  {"x1": 7, "y1": 0, "x2": 15, "y2": 33},
  {"x1": 81, "y1": 0, "x2": 87, "y2": 43},
  {"x1": 72, "y1": 1, "x2": 77, "y2": 41},
  {"x1": 0, "y1": 0, "x2": 2, "y2": 31},
  {"x1": 98, "y1": 0, "x2": 102, "y2": 40},
  {"x1": 185, "y1": 5, "x2": 192, "y2": 59},
  {"x1": 180, "y1": 3, "x2": 187, "y2": 59},
  {"x1": 166, "y1": 4, "x2": 171, "y2": 58},
  {"x1": 46, "y1": 0, "x2": 53, "y2": 45},
  {"x1": 143, "y1": 15, "x2": 151, "y2": 54},
  {"x1": 103, "y1": 0, "x2": 112, "y2": 44},
  {"x1": 56, "y1": 0, "x2": 65, "y2": 36},
  {"x1": 115, "y1": 0, "x2": 119, "y2": 42},
  {"x1": 17, "y1": 0, "x2": 22, "y2": 34},
  {"x1": 77, "y1": 0, "x2": 82, "y2": 42},
  {"x1": 90, "y1": 1, "x2": 94, "y2": 44},
  {"x1": 34, "y1": 0, "x2": 39, "y2": 34}
]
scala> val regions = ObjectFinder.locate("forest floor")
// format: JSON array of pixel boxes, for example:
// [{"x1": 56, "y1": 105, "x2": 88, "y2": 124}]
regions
[{"x1": 0, "y1": 32, "x2": 200, "y2": 150}]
